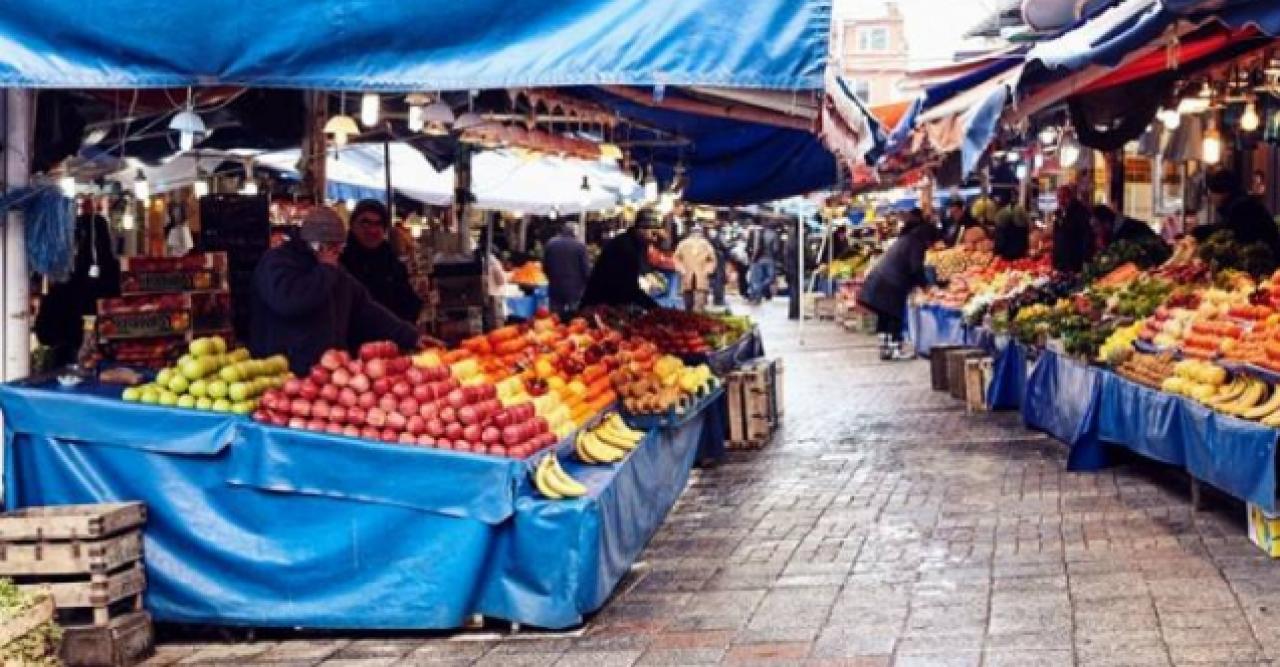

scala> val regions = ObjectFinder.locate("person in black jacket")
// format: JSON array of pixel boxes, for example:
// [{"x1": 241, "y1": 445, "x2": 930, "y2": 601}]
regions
[
  {"x1": 580, "y1": 210, "x2": 661, "y2": 310},
  {"x1": 339, "y1": 199, "x2": 423, "y2": 323},
  {"x1": 1193, "y1": 169, "x2": 1280, "y2": 257},
  {"x1": 858, "y1": 221, "x2": 940, "y2": 360},
  {"x1": 1091, "y1": 204, "x2": 1168, "y2": 248},
  {"x1": 1051, "y1": 185, "x2": 1095, "y2": 274},
  {"x1": 992, "y1": 193, "x2": 1030, "y2": 260},
  {"x1": 35, "y1": 213, "x2": 121, "y2": 368},
  {"x1": 251, "y1": 207, "x2": 437, "y2": 376}
]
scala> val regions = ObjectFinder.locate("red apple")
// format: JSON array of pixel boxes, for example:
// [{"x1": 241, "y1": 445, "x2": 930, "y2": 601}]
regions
[
  {"x1": 320, "y1": 350, "x2": 345, "y2": 371},
  {"x1": 360, "y1": 426, "x2": 380, "y2": 440},
  {"x1": 533, "y1": 417, "x2": 549, "y2": 433},
  {"x1": 407, "y1": 367, "x2": 427, "y2": 385},
  {"x1": 458, "y1": 405, "x2": 479, "y2": 425},
  {"x1": 406, "y1": 415, "x2": 426, "y2": 435},
  {"x1": 338, "y1": 387, "x2": 359, "y2": 408},
  {"x1": 373, "y1": 377, "x2": 392, "y2": 396},
  {"x1": 494, "y1": 410, "x2": 513, "y2": 428},
  {"x1": 417, "y1": 435, "x2": 435, "y2": 447},
  {"x1": 346, "y1": 359, "x2": 364, "y2": 375},
  {"x1": 331, "y1": 368, "x2": 351, "y2": 387},
  {"x1": 445, "y1": 422, "x2": 464, "y2": 440},
  {"x1": 488, "y1": 445, "x2": 508, "y2": 457},
  {"x1": 412, "y1": 385, "x2": 431, "y2": 402},
  {"x1": 482, "y1": 426, "x2": 502, "y2": 445},
  {"x1": 349, "y1": 373, "x2": 371, "y2": 393},
  {"x1": 419, "y1": 402, "x2": 439, "y2": 420},
  {"x1": 319, "y1": 384, "x2": 339, "y2": 403},
  {"x1": 392, "y1": 357, "x2": 411, "y2": 374},
  {"x1": 291, "y1": 399, "x2": 312, "y2": 418},
  {"x1": 359, "y1": 343, "x2": 381, "y2": 361},
  {"x1": 452, "y1": 441, "x2": 469, "y2": 452},
  {"x1": 288, "y1": 417, "x2": 307, "y2": 429},
  {"x1": 447, "y1": 389, "x2": 468, "y2": 409},
  {"x1": 398, "y1": 398, "x2": 419, "y2": 418},
  {"x1": 439, "y1": 406, "x2": 457, "y2": 424},
  {"x1": 463, "y1": 386, "x2": 482, "y2": 404},
  {"x1": 283, "y1": 378, "x2": 303, "y2": 397},
  {"x1": 503, "y1": 425, "x2": 522, "y2": 447},
  {"x1": 426, "y1": 418, "x2": 445, "y2": 437},
  {"x1": 329, "y1": 405, "x2": 348, "y2": 425},
  {"x1": 306, "y1": 418, "x2": 326, "y2": 431},
  {"x1": 343, "y1": 425, "x2": 361, "y2": 438},
  {"x1": 252, "y1": 409, "x2": 270, "y2": 422},
  {"x1": 270, "y1": 412, "x2": 289, "y2": 427},
  {"x1": 357, "y1": 392, "x2": 376, "y2": 410},
  {"x1": 311, "y1": 401, "x2": 331, "y2": 420},
  {"x1": 392, "y1": 381, "x2": 412, "y2": 399},
  {"x1": 380, "y1": 429, "x2": 398, "y2": 443},
  {"x1": 386, "y1": 411, "x2": 407, "y2": 431},
  {"x1": 538, "y1": 432, "x2": 558, "y2": 449},
  {"x1": 366, "y1": 407, "x2": 387, "y2": 428},
  {"x1": 347, "y1": 406, "x2": 367, "y2": 426},
  {"x1": 326, "y1": 423, "x2": 345, "y2": 436},
  {"x1": 398, "y1": 432, "x2": 416, "y2": 445},
  {"x1": 463, "y1": 423, "x2": 483, "y2": 443},
  {"x1": 300, "y1": 381, "x2": 320, "y2": 401},
  {"x1": 378, "y1": 395, "x2": 398, "y2": 414},
  {"x1": 436, "y1": 438, "x2": 452, "y2": 449},
  {"x1": 367, "y1": 358, "x2": 388, "y2": 380},
  {"x1": 309, "y1": 367, "x2": 331, "y2": 386}
]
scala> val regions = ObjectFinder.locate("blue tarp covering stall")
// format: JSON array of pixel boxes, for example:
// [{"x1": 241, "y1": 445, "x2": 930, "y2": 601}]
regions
[
  {"x1": 0, "y1": 379, "x2": 714, "y2": 630},
  {"x1": 986, "y1": 340, "x2": 1030, "y2": 411},
  {"x1": 908, "y1": 304, "x2": 969, "y2": 357},
  {"x1": 1021, "y1": 349, "x2": 1106, "y2": 471},
  {"x1": 1097, "y1": 373, "x2": 1279, "y2": 512},
  {"x1": 0, "y1": 0, "x2": 830, "y2": 90}
]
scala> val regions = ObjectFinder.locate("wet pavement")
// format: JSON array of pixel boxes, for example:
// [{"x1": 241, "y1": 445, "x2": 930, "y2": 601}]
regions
[{"x1": 146, "y1": 300, "x2": 1280, "y2": 666}]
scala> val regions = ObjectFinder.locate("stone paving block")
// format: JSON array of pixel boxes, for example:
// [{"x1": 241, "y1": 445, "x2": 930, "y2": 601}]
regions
[
  {"x1": 634, "y1": 647, "x2": 725, "y2": 665},
  {"x1": 252, "y1": 640, "x2": 349, "y2": 663},
  {"x1": 175, "y1": 643, "x2": 275, "y2": 664},
  {"x1": 981, "y1": 649, "x2": 1074, "y2": 666},
  {"x1": 551, "y1": 650, "x2": 643, "y2": 667},
  {"x1": 723, "y1": 641, "x2": 812, "y2": 664},
  {"x1": 891, "y1": 652, "x2": 981, "y2": 667},
  {"x1": 809, "y1": 627, "x2": 896, "y2": 658},
  {"x1": 472, "y1": 652, "x2": 566, "y2": 667}
]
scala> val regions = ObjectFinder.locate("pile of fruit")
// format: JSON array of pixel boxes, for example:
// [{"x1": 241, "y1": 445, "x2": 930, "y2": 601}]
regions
[
  {"x1": 510, "y1": 261, "x2": 547, "y2": 287},
  {"x1": 612, "y1": 355, "x2": 718, "y2": 416},
  {"x1": 1160, "y1": 361, "x2": 1280, "y2": 424},
  {"x1": 926, "y1": 248, "x2": 992, "y2": 281},
  {"x1": 602, "y1": 308, "x2": 751, "y2": 355},
  {"x1": 1115, "y1": 352, "x2": 1176, "y2": 389},
  {"x1": 121, "y1": 336, "x2": 289, "y2": 413},
  {"x1": 574, "y1": 414, "x2": 646, "y2": 464}
]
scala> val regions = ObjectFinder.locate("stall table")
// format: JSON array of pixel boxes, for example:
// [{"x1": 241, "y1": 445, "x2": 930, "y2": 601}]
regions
[{"x1": 0, "y1": 378, "x2": 717, "y2": 630}]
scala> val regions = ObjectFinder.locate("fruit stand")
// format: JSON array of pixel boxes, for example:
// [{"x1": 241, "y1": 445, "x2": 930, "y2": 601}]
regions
[{"x1": 0, "y1": 309, "x2": 762, "y2": 630}]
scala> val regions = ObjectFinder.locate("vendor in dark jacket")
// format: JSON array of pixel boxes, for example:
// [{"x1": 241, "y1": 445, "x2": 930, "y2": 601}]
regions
[
  {"x1": 251, "y1": 207, "x2": 437, "y2": 376},
  {"x1": 1193, "y1": 169, "x2": 1280, "y2": 257},
  {"x1": 992, "y1": 194, "x2": 1030, "y2": 260},
  {"x1": 1051, "y1": 185, "x2": 1095, "y2": 274},
  {"x1": 1091, "y1": 204, "x2": 1168, "y2": 249},
  {"x1": 339, "y1": 199, "x2": 423, "y2": 323},
  {"x1": 580, "y1": 210, "x2": 661, "y2": 310},
  {"x1": 858, "y1": 217, "x2": 940, "y2": 360}
]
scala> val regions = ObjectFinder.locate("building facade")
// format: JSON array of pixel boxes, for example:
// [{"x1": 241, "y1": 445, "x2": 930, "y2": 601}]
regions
[{"x1": 838, "y1": 2, "x2": 909, "y2": 106}]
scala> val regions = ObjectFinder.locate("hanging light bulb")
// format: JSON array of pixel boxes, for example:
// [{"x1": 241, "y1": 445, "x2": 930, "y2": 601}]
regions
[
  {"x1": 1058, "y1": 126, "x2": 1082, "y2": 168},
  {"x1": 643, "y1": 166, "x2": 658, "y2": 202},
  {"x1": 240, "y1": 181, "x2": 259, "y2": 196},
  {"x1": 405, "y1": 93, "x2": 429, "y2": 132},
  {"x1": 1157, "y1": 108, "x2": 1181, "y2": 130},
  {"x1": 1038, "y1": 126, "x2": 1059, "y2": 147},
  {"x1": 324, "y1": 114, "x2": 359, "y2": 147},
  {"x1": 193, "y1": 179, "x2": 209, "y2": 198},
  {"x1": 423, "y1": 99, "x2": 455, "y2": 137},
  {"x1": 58, "y1": 176, "x2": 76, "y2": 198},
  {"x1": 598, "y1": 143, "x2": 623, "y2": 163},
  {"x1": 549, "y1": 206, "x2": 559, "y2": 221},
  {"x1": 120, "y1": 208, "x2": 135, "y2": 231},
  {"x1": 1203, "y1": 118, "x2": 1223, "y2": 165},
  {"x1": 454, "y1": 112, "x2": 484, "y2": 132},
  {"x1": 1242, "y1": 99, "x2": 1261, "y2": 132},
  {"x1": 360, "y1": 93, "x2": 381, "y2": 128},
  {"x1": 133, "y1": 171, "x2": 150, "y2": 201},
  {"x1": 169, "y1": 89, "x2": 206, "y2": 152}
]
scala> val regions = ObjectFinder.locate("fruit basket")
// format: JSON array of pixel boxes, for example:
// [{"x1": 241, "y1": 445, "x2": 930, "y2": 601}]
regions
[{"x1": 623, "y1": 383, "x2": 723, "y2": 431}]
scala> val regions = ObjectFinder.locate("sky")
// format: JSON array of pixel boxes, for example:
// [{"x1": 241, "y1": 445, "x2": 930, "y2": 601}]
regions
[{"x1": 835, "y1": 0, "x2": 1001, "y2": 67}]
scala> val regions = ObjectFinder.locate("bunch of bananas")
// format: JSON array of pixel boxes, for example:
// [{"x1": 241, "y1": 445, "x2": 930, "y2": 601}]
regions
[
  {"x1": 678, "y1": 364, "x2": 718, "y2": 395},
  {"x1": 575, "y1": 414, "x2": 646, "y2": 464},
  {"x1": 533, "y1": 454, "x2": 587, "y2": 500}
]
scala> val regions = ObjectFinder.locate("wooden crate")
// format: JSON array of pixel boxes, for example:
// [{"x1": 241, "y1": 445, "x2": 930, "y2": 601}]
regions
[
  {"x1": 965, "y1": 358, "x2": 994, "y2": 413},
  {"x1": 0, "y1": 504, "x2": 144, "y2": 542},
  {"x1": 60, "y1": 610, "x2": 153, "y2": 667},
  {"x1": 0, "y1": 531, "x2": 143, "y2": 577},
  {"x1": 929, "y1": 345, "x2": 966, "y2": 391},
  {"x1": 726, "y1": 358, "x2": 781, "y2": 449},
  {"x1": 946, "y1": 349, "x2": 986, "y2": 401},
  {"x1": 0, "y1": 592, "x2": 54, "y2": 651},
  {"x1": 35, "y1": 563, "x2": 146, "y2": 614},
  {"x1": 812, "y1": 297, "x2": 837, "y2": 321}
]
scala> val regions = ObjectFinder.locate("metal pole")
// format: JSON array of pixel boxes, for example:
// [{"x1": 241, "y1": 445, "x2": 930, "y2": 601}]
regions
[
  {"x1": 4, "y1": 89, "x2": 32, "y2": 383},
  {"x1": 383, "y1": 137, "x2": 394, "y2": 221}
]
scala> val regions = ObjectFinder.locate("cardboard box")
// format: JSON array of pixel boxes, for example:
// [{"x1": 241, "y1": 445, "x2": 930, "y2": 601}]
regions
[{"x1": 1248, "y1": 503, "x2": 1280, "y2": 558}]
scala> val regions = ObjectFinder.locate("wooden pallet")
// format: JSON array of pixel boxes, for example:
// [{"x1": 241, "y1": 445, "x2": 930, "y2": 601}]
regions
[
  {"x1": 0, "y1": 504, "x2": 144, "y2": 542},
  {"x1": 726, "y1": 358, "x2": 782, "y2": 449},
  {"x1": 60, "y1": 610, "x2": 153, "y2": 667},
  {"x1": 0, "y1": 531, "x2": 143, "y2": 577},
  {"x1": 965, "y1": 358, "x2": 994, "y2": 413}
]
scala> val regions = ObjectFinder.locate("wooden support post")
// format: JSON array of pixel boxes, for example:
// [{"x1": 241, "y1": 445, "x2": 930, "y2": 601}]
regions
[{"x1": 301, "y1": 91, "x2": 328, "y2": 203}]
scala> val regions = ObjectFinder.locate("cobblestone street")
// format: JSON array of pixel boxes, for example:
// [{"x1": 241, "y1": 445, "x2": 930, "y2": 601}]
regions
[{"x1": 147, "y1": 301, "x2": 1280, "y2": 666}]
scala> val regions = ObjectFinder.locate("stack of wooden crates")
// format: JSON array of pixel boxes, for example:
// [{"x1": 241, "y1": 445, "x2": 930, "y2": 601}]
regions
[
  {"x1": 0, "y1": 503, "x2": 152, "y2": 666},
  {"x1": 725, "y1": 358, "x2": 784, "y2": 449}
]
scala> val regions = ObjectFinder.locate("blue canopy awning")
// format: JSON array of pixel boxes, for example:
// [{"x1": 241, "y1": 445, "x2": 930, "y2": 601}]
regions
[
  {"x1": 0, "y1": 0, "x2": 830, "y2": 90},
  {"x1": 1168, "y1": 0, "x2": 1280, "y2": 35},
  {"x1": 1025, "y1": 0, "x2": 1169, "y2": 71}
]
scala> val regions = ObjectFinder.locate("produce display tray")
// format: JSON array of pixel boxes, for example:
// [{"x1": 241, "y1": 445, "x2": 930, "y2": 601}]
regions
[{"x1": 623, "y1": 385, "x2": 723, "y2": 431}]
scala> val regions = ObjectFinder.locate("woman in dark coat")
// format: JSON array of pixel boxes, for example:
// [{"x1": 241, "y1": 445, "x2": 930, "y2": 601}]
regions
[
  {"x1": 858, "y1": 216, "x2": 940, "y2": 360},
  {"x1": 35, "y1": 213, "x2": 120, "y2": 368},
  {"x1": 339, "y1": 199, "x2": 423, "y2": 323}
]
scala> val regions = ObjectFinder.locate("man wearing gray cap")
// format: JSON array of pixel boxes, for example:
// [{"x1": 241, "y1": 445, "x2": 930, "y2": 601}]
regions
[{"x1": 250, "y1": 207, "x2": 439, "y2": 376}]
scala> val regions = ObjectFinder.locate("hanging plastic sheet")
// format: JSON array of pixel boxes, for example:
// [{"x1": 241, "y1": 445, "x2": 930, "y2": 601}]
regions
[
  {"x1": 909, "y1": 305, "x2": 968, "y2": 357},
  {"x1": 0, "y1": 0, "x2": 830, "y2": 90},
  {"x1": 986, "y1": 340, "x2": 1030, "y2": 411},
  {"x1": 1097, "y1": 372, "x2": 1278, "y2": 511},
  {"x1": 1021, "y1": 350, "x2": 1106, "y2": 470}
]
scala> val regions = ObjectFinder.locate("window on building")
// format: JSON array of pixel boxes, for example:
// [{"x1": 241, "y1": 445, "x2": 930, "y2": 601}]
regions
[
  {"x1": 857, "y1": 26, "x2": 889, "y2": 52},
  {"x1": 850, "y1": 79, "x2": 872, "y2": 104}
]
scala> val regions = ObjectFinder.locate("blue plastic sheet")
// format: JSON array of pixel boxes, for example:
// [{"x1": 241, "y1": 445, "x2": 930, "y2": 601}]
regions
[
  {"x1": 1021, "y1": 350, "x2": 1106, "y2": 470},
  {"x1": 0, "y1": 0, "x2": 830, "y2": 90},
  {"x1": 987, "y1": 340, "x2": 1029, "y2": 411},
  {"x1": 1097, "y1": 372, "x2": 1279, "y2": 512},
  {"x1": 0, "y1": 381, "x2": 714, "y2": 630},
  {"x1": 909, "y1": 305, "x2": 969, "y2": 357},
  {"x1": 1168, "y1": 0, "x2": 1280, "y2": 35}
]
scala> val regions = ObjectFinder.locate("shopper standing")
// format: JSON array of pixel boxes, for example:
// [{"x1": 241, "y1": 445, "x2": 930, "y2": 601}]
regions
[
  {"x1": 992, "y1": 194, "x2": 1030, "y2": 261},
  {"x1": 543, "y1": 223, "x2": 591, "y2": 319},
  {"x1": 673, "y1": 225, "x2": 717, "y2": 311},
  {"x1": 1051, "y1": 185, "x2": 1095, "y2": 274},
  {"x1": 858, "y1": 220, "x2": 939, "y2": 361},
  {"x1": 707, "y1": 226, "x2": 729, "y2": 307},
  {"x1": 746, "y1": 222, "x2": 778, "y2": 304},
  {"x1": 339, "y1": 199, "x2": 423, "y2": 323},
  {"x1": 581, "y1": 211, "x2": 661, "y2": 310}
]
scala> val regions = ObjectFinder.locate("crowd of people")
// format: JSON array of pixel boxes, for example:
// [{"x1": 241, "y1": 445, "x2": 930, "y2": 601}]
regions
[{"x1": 858, "y1": 168, "x2": 1279, "y2": 362}]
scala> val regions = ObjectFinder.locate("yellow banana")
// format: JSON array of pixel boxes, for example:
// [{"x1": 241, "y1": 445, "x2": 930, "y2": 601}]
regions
[
  {"x1": 533, "y1": 457, "x2": 563, "y2": 499},
  {"x1": 575, "y1": 431, "x2": 598, "y2": 464},
  {"x1": 545, "y1": 456, "x2": 587, "y2": 497},
  {"x1": 1223, "y1": 379, "x2": 1267, "y2": 416},
  {"x1": 1208, "y1": 378, "x2": 1248, "y2": 407},
  {"x1": 594, "y1": 426, "x2": 640, "y2": 451},
  {"x1": 1264, "y1": 409, "x2": 1280, "y2": 428},
  {"x1": 581, "y1": 432, "x2": 626, "y2": 463},
  {"x1": 1243, "y1": 383, "x2": 1280, "y2": 420},
  {"x1": 606, "y1": 414, "x2": 645, "y2": 439}
]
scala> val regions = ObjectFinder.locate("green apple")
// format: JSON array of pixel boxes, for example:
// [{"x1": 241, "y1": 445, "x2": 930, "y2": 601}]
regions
[
  {"x1": 202, "y1": 356, "x2": 222, "y2": 376},
  {"x1": 167, "y1": 375, "x2": 189, "y2": 394},
  {"x1": 140, "y1": 389, "x2": 160, "y2": 404},
  {"x1": 176, "y1": 354, "x2": 194, "y2": 368},
  {"x1": 196, "y1": 397, "x2": 213, "y2": 411},
  {"x1": 177, "y1": 395, "x2": 197, "y2": 409},
  {"x1": 188, "y1": 379, "x2": 208, "y2": 398},
  {"x1": 156, "y1": 368, "x2": 174, "y2": 387},
  {"x1": 189, "y1": 338, "x2": 214, "y2": 357},
  {"x1": 180, "y1": 359, "x2": 205, "y2": 380},
  {"x1": 231, "y1": 401, "x2": 254, "y2": 415},
  {"x1": 219, "y1": 365, "x2": 242, "y2": 383},
  {"x1": 269, "y1": 355, "x2": 289, "y2": 373},
  {"x1": 207, "y1": 380, "x2": 228, "y2": 399},
  {"x1": 212, "y1": 398, "x2": 232, "y2": 412},
  {"x1": 158, "y1": 392, "x2": 178, "y2": 407},
  {"x1": 228, "y1": 382, "x2": 249, "y2": 403},
  {"x1": 121, "y1": 387, "x2": 142, "y2": 402},
  {"x1": 229, "y1": 348, "x2": 250, "y2": 363},
  {"x1": 211, "y1": 337, "x2": 228, "y2": 354}
]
